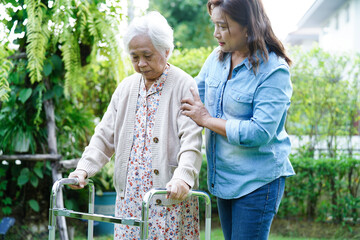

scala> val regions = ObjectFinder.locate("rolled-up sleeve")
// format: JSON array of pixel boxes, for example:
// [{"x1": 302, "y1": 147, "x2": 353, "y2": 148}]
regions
[{"x1": 226, "y1": 65, "x2": 292, "y2": 147}]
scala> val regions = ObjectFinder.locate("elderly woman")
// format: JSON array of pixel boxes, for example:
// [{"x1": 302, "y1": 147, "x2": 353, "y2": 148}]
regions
[{"x1": 68, "y1": 11, "x2": 202, "y2": 239}]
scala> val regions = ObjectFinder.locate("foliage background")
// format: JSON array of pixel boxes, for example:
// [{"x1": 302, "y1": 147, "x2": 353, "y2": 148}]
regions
[
  {"x1": 0, "y1": 0, "x2": 124, "y2": 226},
  {"x1": 149, "y1": 0, "x2": 216, "y2": 49},
  {"x1": 0, "y1": 0, "x2": 360, "y2": 238},
  {"x1": 287, "y1": 46, "x2": 360, "y2": 159}
]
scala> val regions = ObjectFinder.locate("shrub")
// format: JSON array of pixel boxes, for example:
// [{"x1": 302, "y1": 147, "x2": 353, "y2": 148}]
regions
[
  {"x1": 278, "y1": 157, "x2": 360, "y2": 224},
  {"x1": 169, "y1": 47, "x2": 214, "y2": 77},
  {"x1": 198, "y1": 156, "x2": 360, "y2": 225}
]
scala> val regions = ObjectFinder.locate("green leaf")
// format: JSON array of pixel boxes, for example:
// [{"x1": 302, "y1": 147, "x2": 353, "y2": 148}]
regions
[
  {"x1": 46, "y1": 161, "x2": 52, "y2": 170},
  {"x1": 50, "y1": 54, "x2": 63, "y2": 72},
  {"x1": 2, "y1": 197, "x2": 11, "y2": 205},
  {"x1": 19, "y1": 88, "x2": 32, "y2": 103},
  {"x1": 18, "y1": 168, "x2": 30, "y2": 186},
  {"x1": 18, "y1": 174, "x2": 29, "y2": 186},
  {"x1": 0, "y1": 180, "x2": 7, "y2": 190},
  {"x1": 43, "y1": 61, "x2": 53, "y2": 76},
  {"x1": 2, "y1": 206, "x2": 12, "y2": 215},
  {"x1": 65, "y1": 199, "x2": 75, "y2": 210},
  {"x1": 30, "y1": 174, "x2": 39, "y2": 187},
  {"x1": 0, "y1": 168, "x2": 6, "y2": 177},
  {"x1": 53, "y1": 85, "x2": 63, "y2": 97},
  {"x1": 9, "y1": 72, "x2": 19, "y2": 84},
  {"x1": 33, "y1": 167, "x2": 43, "y2": 179},
  {"x1": 20, "y1": 167, "x2": 30, "y2": 176},
  {"x1": 28, "y1": 199, "x2": 40, "y2": 212}
]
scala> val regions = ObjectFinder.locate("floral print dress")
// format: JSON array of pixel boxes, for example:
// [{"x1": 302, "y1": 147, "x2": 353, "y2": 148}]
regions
[{"x1": 114, "y1": 65, "x2": 200, "y2": 240}]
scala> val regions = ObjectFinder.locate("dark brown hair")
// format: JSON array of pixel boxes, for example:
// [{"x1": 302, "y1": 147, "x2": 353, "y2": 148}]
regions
[{"x1": 207, "y1": 0, "x2": 292, "y2": 71}]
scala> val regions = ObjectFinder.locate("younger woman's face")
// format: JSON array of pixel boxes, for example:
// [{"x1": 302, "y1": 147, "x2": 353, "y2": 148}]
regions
[{"x1": 211, "y1": 6, "x2": 248, "y2": 54}]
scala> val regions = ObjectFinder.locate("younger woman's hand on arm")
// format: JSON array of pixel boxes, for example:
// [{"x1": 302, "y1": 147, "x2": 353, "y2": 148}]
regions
[
  {"x1": 181, "y1": 88, "x2": 211, "y2": 127},
  {"x1": 181, "y1": 88, "x2": 227, "y2": 137},
  {"x1": 68, "y1": 169, "x2": 88, "y2": 189}
]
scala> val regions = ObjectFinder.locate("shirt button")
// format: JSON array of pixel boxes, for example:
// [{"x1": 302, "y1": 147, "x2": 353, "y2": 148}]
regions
[
  {"x1": 153, "y1": 137, "x2": 159, "y2": 143},
  {"x1": 154, "y1": 169, "x2": 159, "y2": 175},
  {"x1": 211, "y1": 184, "x2": 214, "y2": 188},
  {"x1": 156, "y1": 199, "x2": 162, "y2": 205},
  {"x1": 216, "y1": 114, "x2": 220, "y2": 118}
]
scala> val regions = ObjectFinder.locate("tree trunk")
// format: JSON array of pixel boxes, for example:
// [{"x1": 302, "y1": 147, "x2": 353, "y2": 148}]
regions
[{"x1": 44, "y1": 78, "x2": 69, "y2": 240}]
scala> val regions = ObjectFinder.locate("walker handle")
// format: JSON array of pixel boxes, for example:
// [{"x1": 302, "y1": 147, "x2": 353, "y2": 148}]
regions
[{"x1": 48, "y1": 178, "x2": 94, "y2": 240}]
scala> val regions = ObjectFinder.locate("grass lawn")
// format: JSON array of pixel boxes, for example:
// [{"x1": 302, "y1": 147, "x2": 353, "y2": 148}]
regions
[
  {"x1": 204, "y1": 228, "x2": 327, "y2": 240},
  {"x1": 84, "y1": 228, "x2": 327, "y2": 240},
  {"x1": 69, "y1": 217, "x2": 358, "y2": 240}
]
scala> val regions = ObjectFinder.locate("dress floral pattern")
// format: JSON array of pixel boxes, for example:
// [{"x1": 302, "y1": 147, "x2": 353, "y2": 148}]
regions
[{"x1": 114, "y1": 65, "x2": 200, "y2": 240}]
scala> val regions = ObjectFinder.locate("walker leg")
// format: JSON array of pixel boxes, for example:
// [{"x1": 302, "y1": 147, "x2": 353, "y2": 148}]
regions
[
  {"x1": 87, "y1": 183, "x2": 95, "y2": 240},
  {"x1": 48, "y1": 180, "x2": 59, "y2": 240},
  {"x1": 140, "y1": 188, "x2": 212, "y2": 240},
  {"x1": 49, "y1": 178, "x2": 94, "y2": 240}
]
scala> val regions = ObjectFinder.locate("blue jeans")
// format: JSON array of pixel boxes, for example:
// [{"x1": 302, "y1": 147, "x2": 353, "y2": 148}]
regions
[{"x1": 217, "y1": 177, "x2": 285, "y2": 240}]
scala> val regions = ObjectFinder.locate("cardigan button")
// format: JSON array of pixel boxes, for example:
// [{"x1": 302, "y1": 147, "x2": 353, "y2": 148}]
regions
[
  {"x1": 153, "y1": 137, "x2": 159, "y2": 143},
  {"x1": 154, "y1": 169, "x2": 159, "y2": 175},
  {"x1": 156, "y1": 199, "x2": 162, "y2": 205}
]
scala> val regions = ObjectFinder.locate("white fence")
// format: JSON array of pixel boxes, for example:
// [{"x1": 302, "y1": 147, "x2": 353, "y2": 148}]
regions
[{"x1": 289, "y1": 135, "x2": 360, "y2": 159}]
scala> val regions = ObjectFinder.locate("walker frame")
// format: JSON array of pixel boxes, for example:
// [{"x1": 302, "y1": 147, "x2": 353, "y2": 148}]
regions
[{"x1": 48, "y1": 178, "x2": 211, "y2": 240}]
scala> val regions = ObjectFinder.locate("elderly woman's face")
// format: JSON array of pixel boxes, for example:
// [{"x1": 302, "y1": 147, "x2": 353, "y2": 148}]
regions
[{"x1": 129, "y1": 35, "x2": 168, "y2": 82}]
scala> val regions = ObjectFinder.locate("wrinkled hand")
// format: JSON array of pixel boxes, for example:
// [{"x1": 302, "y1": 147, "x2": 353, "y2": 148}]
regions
[
  {"x1": 181, "y1": 87, "x2": 211, "y2": 127},
  {"x1": 165, "y1": 179, "x2": 190, "y2": 201},
  {"x1": 68, "y1": 169, "x2": 87, "y2": 189}
]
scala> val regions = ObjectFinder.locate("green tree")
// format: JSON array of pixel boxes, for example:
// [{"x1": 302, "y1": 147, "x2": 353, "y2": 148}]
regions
[
  {"x1": 0, "y1": 0, "x2": 126, "y2": 234},
  {"x1": 149, "y1": 0, "x2": 216, "y2": 48},
  {"x1": 0, "y1": 0, "x2": 124, "y2": 154},
  {"x1": 287, "y1": 46, "x2": 360, "y2": 158}
]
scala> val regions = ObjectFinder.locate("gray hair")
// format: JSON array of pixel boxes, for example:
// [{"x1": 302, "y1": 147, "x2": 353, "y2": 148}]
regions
[{"x1": 124, "y1": 11, "x2": 174, "y2": 60}]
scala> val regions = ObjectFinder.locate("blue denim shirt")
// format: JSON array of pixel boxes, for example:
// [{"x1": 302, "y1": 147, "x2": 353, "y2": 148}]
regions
[{"x1": 196, "y1": 47, "x2": 295, "y2": 199}]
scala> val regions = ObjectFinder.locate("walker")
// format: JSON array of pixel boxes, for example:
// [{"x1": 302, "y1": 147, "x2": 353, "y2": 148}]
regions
[{"x1": 48, "y1": 178, "x2": 211, "y2": 239}]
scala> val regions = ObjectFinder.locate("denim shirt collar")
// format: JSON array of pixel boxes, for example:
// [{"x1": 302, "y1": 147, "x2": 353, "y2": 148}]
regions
[{"x1": 223, "y1": 50, "x2": 267, "y2": 72}]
